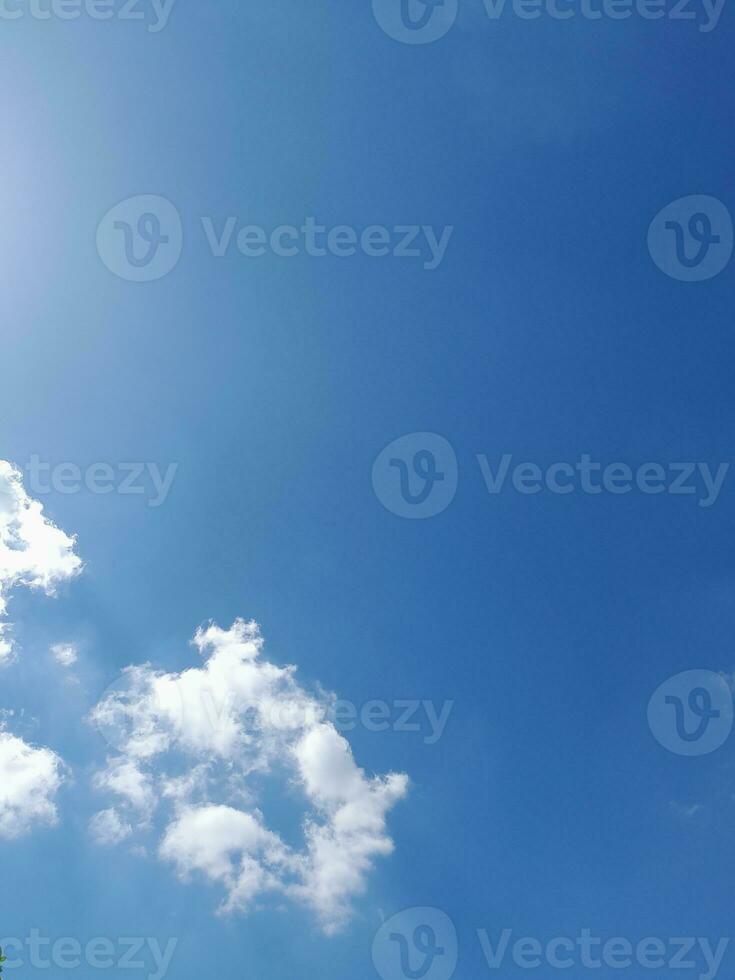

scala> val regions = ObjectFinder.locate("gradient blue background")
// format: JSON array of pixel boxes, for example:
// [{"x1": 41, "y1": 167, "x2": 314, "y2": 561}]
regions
[{"x1": 1, "y1": 0, "x2": 735, "y2": 977}]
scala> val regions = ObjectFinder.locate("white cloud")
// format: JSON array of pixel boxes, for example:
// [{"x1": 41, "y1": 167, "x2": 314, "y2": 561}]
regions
[
  {"x1": 0, "y1": 731, "x2": 66, "y2": 839},
  {"x1": 290, "y1": 724, "x2": 408, "y2": 934},
  {"x1": 89, "y1": 619, "x2": 408, "y2": 933},
  {"x1": 159, "y1": 804, "x2": 295, "y2": 912},
  {"x1": 89, "y1": 807, "x2": 133, "y2": 846},
  {"x1": 93, "y1": 757, "x2": 156, "y2": 819},
  {"x1": 52, "y1": 643, "x2": 78, "y2": 667},
  {"x1": 0, "y1": 460, "x2": 82, "y2": 665},
  {"x1": 669, "y1": 801, "x2": 704, "y2": 819}
]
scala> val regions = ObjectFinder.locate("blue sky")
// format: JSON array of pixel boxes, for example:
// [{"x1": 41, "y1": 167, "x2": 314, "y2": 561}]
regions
[{"x1": 1, "y1": 1, "x2": 735, "y2": 979}]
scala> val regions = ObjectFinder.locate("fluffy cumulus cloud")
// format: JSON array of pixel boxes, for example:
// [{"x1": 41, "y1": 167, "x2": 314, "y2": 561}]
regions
[
  {"x1": 89, "y1": 620, "x2": 408, "y2": 933},
  {"x1": 0, "y1": 461, "x2": 79, "y2": 840},
  {"x1": 159, "y1": 805, "x2": 297, "y2": 913},
  {"x1": 52, "y1": 643, "x2": 78, "y2": 667},
  {"x1": 93, "y1": 757, "x2": 156, "y2": 817},
  {"x1": 89, "y1": 807, "x2": 133, "y2": 846},
  {"x1": 0, "y1": 730, "x2": 66, "y2": 839},
  {"x1": 0, "y1": 460, "x2": 82, "y2": 664}
]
